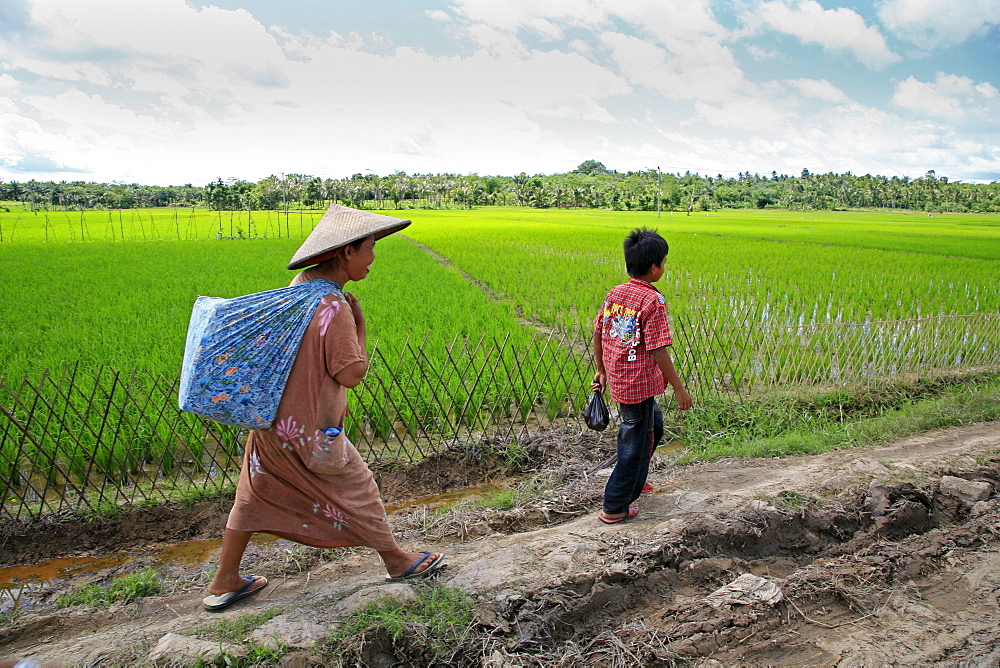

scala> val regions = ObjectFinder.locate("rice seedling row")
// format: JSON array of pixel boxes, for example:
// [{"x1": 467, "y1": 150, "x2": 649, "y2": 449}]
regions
[
  {"x1": 2, "y1": 207, "x2": 998, "y2": 501},
  {"x1": 399, "y1": 208, "x2": 1000, "y2": 389}
]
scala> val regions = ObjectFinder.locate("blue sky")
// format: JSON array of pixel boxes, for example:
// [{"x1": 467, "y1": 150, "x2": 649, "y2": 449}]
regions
[{"x1": 0, "y1": 0, "x2": 997, "y2": 185}]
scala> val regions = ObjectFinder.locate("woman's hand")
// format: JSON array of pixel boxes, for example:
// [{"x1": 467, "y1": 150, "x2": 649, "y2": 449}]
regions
[{"x1": 344, "y1": 293, "x2": 366, "y2": 335}]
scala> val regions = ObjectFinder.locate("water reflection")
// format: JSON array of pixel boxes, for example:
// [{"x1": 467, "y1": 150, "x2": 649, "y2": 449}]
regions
[
  {"x1": 0, "y1": 553, "x2": 129, "y2": 615},
  {"x1": 0, "y1": 482, "x2": 506, "y2": 617},
  {"x1": 384, "y1": 484, "x2": 504, "y2": 513}
]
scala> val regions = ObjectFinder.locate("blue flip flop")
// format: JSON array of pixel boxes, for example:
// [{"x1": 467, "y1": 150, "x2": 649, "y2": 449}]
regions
[
  {"x1": 385, "y1": 551, "x2": 446, "y2": 582},
  {"x1": 202, "y1": 575, "x2": 268, "y2": 611}
]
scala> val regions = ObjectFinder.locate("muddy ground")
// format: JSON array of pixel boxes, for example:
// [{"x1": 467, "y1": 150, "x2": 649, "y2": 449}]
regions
[{"x1": 1, "y1": 420, "x2": 999, "y2": 666}]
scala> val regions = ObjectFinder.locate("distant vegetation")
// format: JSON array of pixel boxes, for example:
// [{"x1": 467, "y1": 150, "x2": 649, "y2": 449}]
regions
[{"x1": 1, "y1": 161, "x2": 998, "y2": 213}]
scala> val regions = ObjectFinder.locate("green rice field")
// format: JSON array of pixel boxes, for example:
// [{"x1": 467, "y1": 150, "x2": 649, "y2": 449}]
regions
[
  {"x1": 2, "y1": 205, "x2": 999, "y2": 515},
  {"x1": 402, "y1": 208, "x2": 1000, "y2": 328},
  {"x1": 1, "y1": 205, "x2": 998, "y2": 384}
]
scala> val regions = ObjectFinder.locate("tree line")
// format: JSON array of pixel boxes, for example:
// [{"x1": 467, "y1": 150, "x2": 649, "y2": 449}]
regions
[{"x1": 2, "y1": 162, "x2": 998, "y2": 213}]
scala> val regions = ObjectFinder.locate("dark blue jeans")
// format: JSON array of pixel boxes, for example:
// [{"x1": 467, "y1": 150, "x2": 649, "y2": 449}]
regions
[{"x1": 603, "y1": 396, "x2": 663, "y2": 515}]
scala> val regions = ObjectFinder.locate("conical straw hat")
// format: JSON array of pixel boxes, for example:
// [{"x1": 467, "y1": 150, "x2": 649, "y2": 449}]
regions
[{"x1": 287, "y1": 204, "x2": 411, "y2": 270}]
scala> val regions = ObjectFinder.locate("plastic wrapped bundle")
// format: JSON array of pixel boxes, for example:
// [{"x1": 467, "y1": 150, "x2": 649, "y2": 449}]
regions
[{"x1": 179, "y1": 279, "x2": 341, "y2": 429}]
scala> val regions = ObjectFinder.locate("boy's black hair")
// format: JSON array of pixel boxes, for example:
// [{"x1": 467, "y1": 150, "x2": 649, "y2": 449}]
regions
[{"x1": 624, "y1": 228, "x2": 668, "y2": 277}]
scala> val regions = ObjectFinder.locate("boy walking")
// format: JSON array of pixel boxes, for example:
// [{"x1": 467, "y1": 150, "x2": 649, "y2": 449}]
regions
[{"x1": 592, "y1": 228, "x2": 692, "y2": 524}]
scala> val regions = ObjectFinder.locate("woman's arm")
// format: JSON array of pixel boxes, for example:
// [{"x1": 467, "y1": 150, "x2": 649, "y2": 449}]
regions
[{"x1": 333, "y1": 293, "x2": 369, "y2": 388}]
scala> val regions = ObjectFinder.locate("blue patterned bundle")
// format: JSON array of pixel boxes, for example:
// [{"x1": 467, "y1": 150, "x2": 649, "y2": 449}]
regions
[{"x1": 179, "y1": 279, "x2": 341, "y2": 429}]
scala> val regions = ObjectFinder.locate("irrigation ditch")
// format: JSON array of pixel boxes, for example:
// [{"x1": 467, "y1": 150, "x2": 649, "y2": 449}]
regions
[{"x1": 0, "y1": 419, "x2": 997, "y2": 665}]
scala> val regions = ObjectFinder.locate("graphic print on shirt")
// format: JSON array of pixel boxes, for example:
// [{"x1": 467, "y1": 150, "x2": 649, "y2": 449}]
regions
[
  {"x1": 603, "y1": 301, "x2": 642, "y2": 362},
  {"x1": 608, "y1": 314, "x2": 637, "y2": 342}
]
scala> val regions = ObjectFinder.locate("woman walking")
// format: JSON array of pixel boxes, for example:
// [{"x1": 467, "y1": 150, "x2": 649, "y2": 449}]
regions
[{"x1": 203, "y1": 205, "x2": 444, "y2": 611}]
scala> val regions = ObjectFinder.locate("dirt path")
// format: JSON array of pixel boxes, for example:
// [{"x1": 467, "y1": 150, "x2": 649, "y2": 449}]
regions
[{"x1": 1, "y1": 421, "x2": 998, "y2": 666}]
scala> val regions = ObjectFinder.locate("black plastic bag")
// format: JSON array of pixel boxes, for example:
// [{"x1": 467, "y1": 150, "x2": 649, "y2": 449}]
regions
[{"x1": 583, "y1": 391, "x2": 610, "y2": 431}]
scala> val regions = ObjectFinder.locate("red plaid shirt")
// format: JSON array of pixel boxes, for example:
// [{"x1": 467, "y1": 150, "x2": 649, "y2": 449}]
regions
[{"x1": 594, "y1": 278, "x2": 673, "y2": 405}]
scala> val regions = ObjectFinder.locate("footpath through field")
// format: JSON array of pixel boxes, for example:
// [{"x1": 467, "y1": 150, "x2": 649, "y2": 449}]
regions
[{"x1": 400, "y1": 234, "x2": 570, "y2": 339}]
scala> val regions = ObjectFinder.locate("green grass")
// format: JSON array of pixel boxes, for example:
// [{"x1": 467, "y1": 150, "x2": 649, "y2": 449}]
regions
[
  {"x1": 0, "y1": 608, "x2": 23, "y2": 628},
  {"x1": 192, "y1": 644, "x2": 287, "y2": 668},
  {"x1": 678, "y1": 370, "x2": 1000, "y2": 461},
  {"x1": 0, "y1": 226, "x2": 561, "y2": 490},
  {"x1": 400, "y1": 208, "x2": 1000, "y2": 396},
  {"x1": 325, "y1": 584, "x2": 473, "y2": 664},
  {"x1": 0, "y1": 229, "x2": 539, "y2": 383},
  {"x1": 185, "y1": 606, "x2": 290, "y2": 667},
  {"x1": 55, "y1": 567, "x2": 162, "y2": 609},
  {"x1": 401, "y1": 208, "x2": 1000, "y2": 330},
  {"x1": 776, "y1": 490, "x2": 813, "y2": 510},
  {"x1": 0, "y1": 206, "x2": 321, "y2": 244},
  {"x1": 75, "y1": 484, "x2": 236, "y2": 523},
  {"x1": 471, "y1": 477, "x2": 550, "y2": 511},
  {"x1": 196, "y1": 607, "x2": 288, "y2": 643},
  {"x1": 476, "y1": 488, "x2": 519, "y2": 510}
]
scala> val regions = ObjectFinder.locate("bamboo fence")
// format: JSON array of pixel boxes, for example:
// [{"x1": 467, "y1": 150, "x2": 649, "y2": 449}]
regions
[{"x1": 2, "y1": 313, "x2": 997, "y2": 523}]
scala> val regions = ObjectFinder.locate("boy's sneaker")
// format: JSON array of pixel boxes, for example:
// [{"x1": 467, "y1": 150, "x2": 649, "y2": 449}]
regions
[{"x1": 641, "y1": 482, "x2": 653, "y2": 494}]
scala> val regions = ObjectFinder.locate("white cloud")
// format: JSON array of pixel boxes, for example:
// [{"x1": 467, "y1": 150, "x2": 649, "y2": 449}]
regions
[
  {"x1": 0, "y1": 0, "x2": 996, "y2": 184},
  {"x1": 643, "y1": 88, "x2": 997, "y2": 182},
  {"x1": 749, "y1": 0, "x2": 900, "y2": 69},
  {"x1": 691, "y1": 95, "x2": 787, "y2": 131},
  {"x1": 878, "y1": 0, "x2": 1000, "y2": 48},
  {"x1": 747, "y1": 45, "x2": 781, "y2": 60},
  {"x1": 0, "y1": 0, "x2": 637, "y2": 181},
  {"x1": 0, "y1": 111, "x2": 74, "y2": 171},
  {"x1": 0, "y1": 74, "x2": 18, "y2": 113},
  {"x1": 26, "y1": 0, "x2": 288, "y2": 89},
  {"x1": 11, "y1": 0, "x2": 291, "y2": 128},
  {"x1": 461, "y1": 22, "x2": 532, "y2": 57},
  {"x1": 613, "y1": 0, "x2": 729, "y2": 41},
  {"x1": 602, "y1": 32, "x2": 747, "y2": 104},
  {"x1": 449, "y1": 0, "x2": 746, "y2": 103},
  {"x1": 725, "y1": 103, "x2": 940, "y2": 177},
  {"x1": 893, "y1": 72, "x2": 1000, "y2": 124},
  {"x1": 608, "y1": 1, "x2": 747, "y2": 102},
  {"x1": 448, "y1": 0, "x2": 610, "y2": 38},
  {"x1": 787, "y1": 78, "x2": 850, "y2": 103}
]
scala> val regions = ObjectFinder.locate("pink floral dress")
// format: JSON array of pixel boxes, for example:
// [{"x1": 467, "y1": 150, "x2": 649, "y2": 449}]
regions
[{"x1": 225, "y1": 277, "x2": 397, "y2": 551}]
